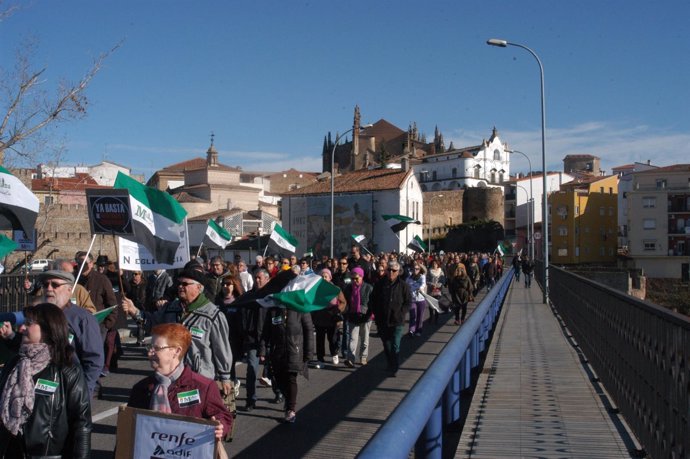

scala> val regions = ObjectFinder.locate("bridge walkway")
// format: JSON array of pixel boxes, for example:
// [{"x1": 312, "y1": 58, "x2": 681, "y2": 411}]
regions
[{"x1": 455, "y1": 279, "x2": 635, "y2": 458}]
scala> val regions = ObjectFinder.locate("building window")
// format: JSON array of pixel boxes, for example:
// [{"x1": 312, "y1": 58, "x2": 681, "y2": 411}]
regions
[
  {"x1": 490, "y1": 169, "x2": 497, "y2": 183},
  {"x1": 642, "y1": 197, "x2": 656, "y2": 208},
  {"x1": 600, "y1": 247, "x2": 605, "y2": 256},
  {"x1": 609, "y1": 206, "x2": 614, "y2": 216},
  {"x1": 452, "y1": 168, "x2": 457, "y2": 178},
  {"x1": 600, "y1": 187, "x2": 604, "y2": 193},
  {"x1": 558, "y1": 248, "x2": 568, "y2": 256},
  {"x1": 643, "y1": 218, "x2": 656, "y2": 229},
  {"x1": 599, "y1": 206, "x2": 605, "y2": 216},
  {"x1": 575, "y1": 226, "x2": 579, "y2": 235},
  {"x1": 656, "y1": 179, "x2": 667, "y2": 189},
  {"x1": 643, "y1": 240, "x2": 656, "y2": 251},
  {"x1": 494, "y1": 149, "x2": 501, "y2": 160},
  {"x1": 575, "y1": 247, "x2": 580, "y2": 257},
  {"x1": 45, "y1": 196, "x2": 54, "y2": 205},
  {"x1": 474, "y1": 166, "x2": 480, "y2": 179},
  {"x1": 609, "y1": 187, "x2": 613, "y2": 194},
  {"x1": 558, "y1": 226, "x2": 568, "y2": 236},
  {"x1": 575, "y1": 205, "x2": 580, "y2": 215},
  {"x1": 432, "y1": 171, "x2": 437, "y2": 181}
]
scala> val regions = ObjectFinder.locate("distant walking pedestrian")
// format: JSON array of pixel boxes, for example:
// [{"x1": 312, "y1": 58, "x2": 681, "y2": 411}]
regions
[{"x1": 522, "y1": 256, "x2": 534, "y2": 288}]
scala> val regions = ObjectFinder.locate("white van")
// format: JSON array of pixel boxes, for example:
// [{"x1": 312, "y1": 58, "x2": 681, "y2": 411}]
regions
[{"x1": 29, "y1": 259, "x2": 51, "y2": 272}]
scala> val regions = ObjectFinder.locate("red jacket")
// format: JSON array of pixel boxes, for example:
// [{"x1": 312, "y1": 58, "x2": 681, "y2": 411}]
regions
[{"x1": 127, "y1": 365, "x2": 233, "y2": 436}]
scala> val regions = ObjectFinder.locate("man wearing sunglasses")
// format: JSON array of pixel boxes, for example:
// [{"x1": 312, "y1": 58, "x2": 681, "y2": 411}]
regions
[{"x1": 370, "y1": 260, "x2": 411, "y2": 377}]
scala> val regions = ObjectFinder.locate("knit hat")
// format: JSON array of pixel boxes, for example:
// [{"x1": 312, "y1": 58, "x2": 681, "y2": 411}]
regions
[
  {"x1": 351, "y1": 267, "x2": 365, "y2": 278},
  {"x1": 319, "y1": 268, "x2": 332, "y2": 279},
  {"x1": 176, "y1": 269, "x2": 207, "y2": 286}
]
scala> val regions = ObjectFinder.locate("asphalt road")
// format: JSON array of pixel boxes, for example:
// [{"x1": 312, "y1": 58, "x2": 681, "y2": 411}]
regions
[{"x1": 90, "y1": 288, "x2": 480, "y2": 458}]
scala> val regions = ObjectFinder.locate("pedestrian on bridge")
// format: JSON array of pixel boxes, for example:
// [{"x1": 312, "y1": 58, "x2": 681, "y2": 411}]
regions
[{"x1": 371, "y1": 260, "x2": 411, "y2": 377}]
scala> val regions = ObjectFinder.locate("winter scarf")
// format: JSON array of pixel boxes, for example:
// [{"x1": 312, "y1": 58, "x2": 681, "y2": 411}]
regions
[{"x1": 0, "y1": 343, "x2": 52, "y2": 435}]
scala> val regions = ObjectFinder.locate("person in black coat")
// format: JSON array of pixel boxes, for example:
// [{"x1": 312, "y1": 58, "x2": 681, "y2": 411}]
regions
[
  {"x1": 259, "y1": 271, "x2": 314, "y2": 424},
  {"x1": 0, "y1": 303, "x2": 91, "y2": 458},
  {"x1": 370, "y1": 260, "x2": 411, "y2": 376}
]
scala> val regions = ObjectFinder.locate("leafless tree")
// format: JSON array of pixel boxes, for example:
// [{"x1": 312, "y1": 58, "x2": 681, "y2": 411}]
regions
[{"x1": 0, "y1": 3, "x2": 120, "y2": 166}]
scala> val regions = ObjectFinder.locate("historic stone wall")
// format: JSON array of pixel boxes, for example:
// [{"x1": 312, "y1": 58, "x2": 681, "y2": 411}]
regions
[{"x1": 463, "y1": 187, "x2": 504, "y2": 226}]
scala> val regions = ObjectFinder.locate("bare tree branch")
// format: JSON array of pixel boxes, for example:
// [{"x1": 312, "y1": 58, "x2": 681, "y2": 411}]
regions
[{"x1": 0, "y1": 30, "x2": 122, "y2": 164}]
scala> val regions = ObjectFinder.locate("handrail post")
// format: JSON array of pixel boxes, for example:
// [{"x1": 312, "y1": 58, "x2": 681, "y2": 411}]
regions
[
  {"x1": 415, "y1": 398, "x2": 443, "y2": 459},
  {"x1": 443, "y1": 366, "x2": 461, "y2": 424}
]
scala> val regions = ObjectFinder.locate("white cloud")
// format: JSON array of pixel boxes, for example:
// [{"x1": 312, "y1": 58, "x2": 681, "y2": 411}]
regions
[{"x1": 446, "y1": 122, "x2": 690, "y2": 175}]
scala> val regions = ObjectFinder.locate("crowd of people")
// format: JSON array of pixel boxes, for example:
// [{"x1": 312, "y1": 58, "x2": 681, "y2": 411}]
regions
[{"x1": 0, "y1": 245, "x2": 509, "y2": 455}]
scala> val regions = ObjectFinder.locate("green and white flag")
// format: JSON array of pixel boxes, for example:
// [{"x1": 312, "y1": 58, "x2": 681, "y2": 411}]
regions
[
  {"x1": 0, "y1": 165, "x2": 39, "y2": 235},
  {"x1": 352, "y1": 234, "x2": 366, "y2": 244},
  {"x1": 382, "y1": 214, "x2": 420, "y2": 233},
  {"x1": 204, "y1": 219, "x2": 232, "y2": 249},
  {"x1": 268, "y1": 223, "x2": 298, "y2": 254},
  {"x1": 407, "y1": 235, "x2": 427, "y2": 253},
  {"x1": 303, "y1": 248, "x2": 314, "y2": 258},
  {"x1": 257, "y1": 273, "x2": 341, "y2": 313},
  {"x1": 0, "y1": 234, "x2": 18, "y2": 258},
  {"x1": 113, "y1": 172, "x2": 188, "y2": 265},
  {"x1": 496, "y1": 243, "x2": 505, "y2": 256}
]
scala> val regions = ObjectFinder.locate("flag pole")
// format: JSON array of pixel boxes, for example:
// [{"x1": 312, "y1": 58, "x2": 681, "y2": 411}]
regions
[
  {"x1": 196, "y1": 241, "x2": 204, "y2": 258},
  {"x1": 73, "y1": 234, "x2": 97, "y2": 294},
  {"x1": 24, "y1": 251, "x2": 29, "y2": 308},
  {"x1": 111, "y1": 233, "x2": 126, "y2": 299}
]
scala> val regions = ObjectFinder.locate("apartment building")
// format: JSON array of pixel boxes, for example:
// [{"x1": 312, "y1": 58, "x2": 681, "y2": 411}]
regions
[{"x1": 626, "y1": 164, "x2": 690, "y2": 279}]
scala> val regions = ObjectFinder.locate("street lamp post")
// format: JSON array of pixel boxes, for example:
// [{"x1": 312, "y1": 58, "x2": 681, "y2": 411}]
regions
[
  {"x1": 507, "y1": 149, "x2": 534, "y2": 260},
  {"x1": 330, "y1": 124, "x2": 373, "y2": 259},
  {"x1": 487, "y1": 38, "x2": 548, "y2": 304},
  {"x1": 514, "y1": 184, "x2": 532, "y2": 259},
  {"x1": 427, "y1": 194, "x2": 444, "y2": 253}
]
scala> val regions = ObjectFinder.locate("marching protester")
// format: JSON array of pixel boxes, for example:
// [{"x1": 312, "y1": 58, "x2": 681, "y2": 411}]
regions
[
  {"x1": 449, "y1": 264, "x2": 473, "y2": 325},
  {"x1": 0, "y1": 303, "x2": 92, "y2": 458},
  {"x1": 343, "y1": 267, "x2": 373, "y2": 367},
  {"x1": 217, "y1": 274, "x2": 244, "y2": 399},
  {"x1": 127, "y1": 323, "x2": 233, "y2": 444},
  {"x1": 259, "y1": 271, "x2": 315, "y2": 423},
  {"x1": 74, "y1": 251, "x2": 120, "y2": 377},
  {"x1": 311, "y1": 269, "x2": 346, "y2": 367},
  {"x1": 406, "y1": 262, "x2": 427, "y2": 336},
  {"x1": 371, "y1": 260, "x2": 411, "y2": 377},
  {"x1": 427, "y1": 259, "x2": 446, "y2": 321}
]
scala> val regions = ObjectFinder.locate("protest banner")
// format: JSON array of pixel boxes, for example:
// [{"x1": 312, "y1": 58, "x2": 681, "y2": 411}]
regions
[{"x1": 115, "y1": 405, "x2": 217, "y2": 459}]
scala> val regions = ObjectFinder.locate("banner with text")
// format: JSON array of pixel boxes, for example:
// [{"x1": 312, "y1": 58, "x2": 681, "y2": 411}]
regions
[{"x1": 118, "y1": 218, "x2": 189, "y2": 271}]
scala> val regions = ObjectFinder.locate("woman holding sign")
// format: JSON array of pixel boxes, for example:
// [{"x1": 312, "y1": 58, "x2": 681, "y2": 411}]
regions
[
  {"x1": 128, "y1": 323, "x2": 233, "y2": 442},
  {"x1": 0, "y1": 303, "x2": 92, "y2": 458}
]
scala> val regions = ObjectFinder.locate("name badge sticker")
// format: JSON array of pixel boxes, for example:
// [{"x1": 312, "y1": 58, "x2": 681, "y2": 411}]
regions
[
  {"x1": 190, "y1": 326, "x2": 205, "y2": 340},
  {"x1": 35, "y1": 378, "x2": 59, "y2": 396},
  {"x1": 68, "y1": 333, "x2": 74, "y2": 345},
  {"x1": 272, "y1": 315, "x2": 284, "y2": 325},
  {"x1": 177, "y1": 389, "x2": 201, "y2": 407}
]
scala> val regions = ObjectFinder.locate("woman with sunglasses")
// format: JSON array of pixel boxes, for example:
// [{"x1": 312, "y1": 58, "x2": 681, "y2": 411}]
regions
[
  {"x1": 217, "y1": 275, "x2": 244, "y2": 403},
  {"x1": 0, "y1": 303, "x2": 91, "y2": 458},
  {"x1": 406, "y1": 263, "x2": 428, "y2": 336},
  {"x1": 128, "y1": 323, "x2": 232, "y2": 445}
]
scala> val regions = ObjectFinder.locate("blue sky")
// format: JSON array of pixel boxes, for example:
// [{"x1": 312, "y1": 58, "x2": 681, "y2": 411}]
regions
[{"x1": 2, "y1": 1, "x2": 689, "y2": 179}]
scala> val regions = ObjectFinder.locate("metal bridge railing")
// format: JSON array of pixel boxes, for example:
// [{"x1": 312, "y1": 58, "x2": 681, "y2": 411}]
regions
[
  {"x1": 549, "y1": 265, "x2": 689, "y2": 459},
  {"x1": 359, "y1": 269, "x2": 513, "y2": 459}
]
